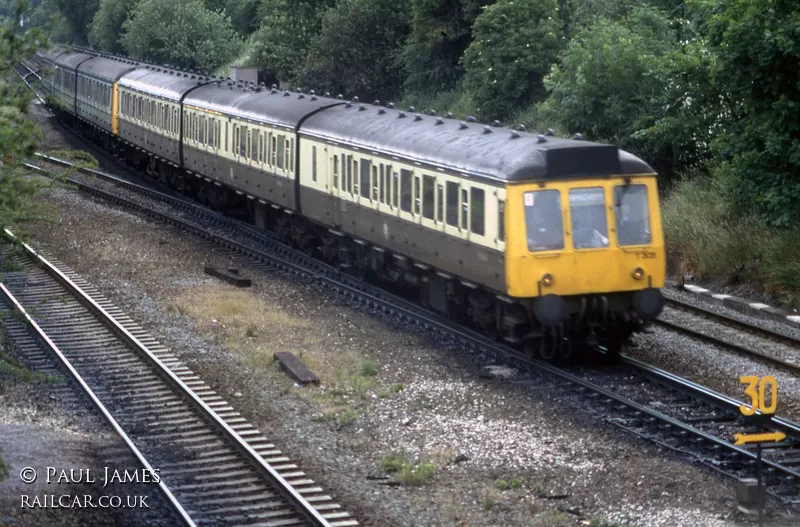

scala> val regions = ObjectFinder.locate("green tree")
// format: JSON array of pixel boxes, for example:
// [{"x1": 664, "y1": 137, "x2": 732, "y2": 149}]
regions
[
  {"x1": 88, "y1": 0, "x2": 139, "y2": 53},
  {"x1": 689, "y1": 0, "x2": 800, "y2": 227},
  {"x1": 0, "y1": 0, "x2": 45, "y2": 229},
  {"x1": 539, "y1": 8, "x2": 676, "y2": 158},
  {"x1": 400, "y1": 0, "x2": 494, "y2": 93},
  {"x1": 120, "y1": 0, "x2": 240, "y2": 72},
  {"x1": 462, "y1": 0, "x2": 564, "y2": 120},
  {"x1": 54, "y1": 0, "x2": 98, "y2": 43},
  {"x1": 300, "y1": 0, "x2": 411, "y2": 100},
  {"x1": 250, "y1": 0, "x2": 334, "y2": 84}
]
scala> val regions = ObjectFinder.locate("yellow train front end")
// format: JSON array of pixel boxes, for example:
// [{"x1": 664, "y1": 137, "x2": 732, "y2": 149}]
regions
[{"x1": 504, "y1": 173, "x2": 665, "y2": 353}]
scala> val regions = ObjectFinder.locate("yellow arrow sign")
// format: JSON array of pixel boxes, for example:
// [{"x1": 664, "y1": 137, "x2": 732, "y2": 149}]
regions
[{"x1": 734, "y1": 431, "x2": 786, "y2": 446}]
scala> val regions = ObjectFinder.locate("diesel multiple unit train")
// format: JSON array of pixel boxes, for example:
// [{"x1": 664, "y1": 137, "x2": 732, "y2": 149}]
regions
[{"x1": 35, "y1": 47, "x2": 666, "y2": 358}]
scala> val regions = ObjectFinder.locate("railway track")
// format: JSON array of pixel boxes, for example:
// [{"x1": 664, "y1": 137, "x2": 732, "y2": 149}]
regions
[
  {"x1": 0, "y1": 230, "x2": 357, "y2": 527},
  {"x1": 655, "y1": 298, "x2": 800, "y2": 375},
  {"x1": 20, "y1": 152, "x2": 800, "y2": 510},
  {"x1": 15, "y1": 64, "x2": 800, "y2": 508}
]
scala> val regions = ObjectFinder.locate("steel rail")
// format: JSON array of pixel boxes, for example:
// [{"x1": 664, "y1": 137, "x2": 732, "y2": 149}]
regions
[
  {"x1": 26, "y1": 157, "x2": 800, "y2": 504},
  {"x1": 3, "y1": 228, "x2": 335, "y2": 527},
  {"x1": 0, "y1": 282, "x2": 196, "y2": 527},
  {"x1": 653, "y1": 318, "x2": 800, "y2": 376},
  {"x1": 665, "y1": 297, "x2": 800, "y2": 349}
]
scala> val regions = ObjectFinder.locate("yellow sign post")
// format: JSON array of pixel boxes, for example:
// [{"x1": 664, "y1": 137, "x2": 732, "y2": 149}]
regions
[{"x1": 736, "y1": 376, "x2": 782, "y2": 527}]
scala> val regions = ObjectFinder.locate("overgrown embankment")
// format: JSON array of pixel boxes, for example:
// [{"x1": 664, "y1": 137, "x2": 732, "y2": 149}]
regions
[{"x1": 662, "y1": 177, "x2": 800, "y2": 305}]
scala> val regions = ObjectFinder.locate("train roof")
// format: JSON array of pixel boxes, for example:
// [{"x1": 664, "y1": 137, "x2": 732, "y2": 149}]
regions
[
  {"x1": 119, "y1": 67, "x2": 210, "y2": 102},
  {"x1": 300, "y1": 104, "x2": 654, "y2": 182},
  {"x1": 79, "y1": 56, "x2": 140, "y2": 83},
  {"x1": 53, "y1": 52, "x2": 94, "y2": 70},
  {"x1": 37, "y1": 47, "x2": 66, "y2": 63},
  {"x1": 184, "y1": 85, "x2": 343, "y2": 129}
]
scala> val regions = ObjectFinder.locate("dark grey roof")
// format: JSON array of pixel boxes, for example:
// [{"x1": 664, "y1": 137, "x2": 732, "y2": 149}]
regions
[
  {"x1": 37, "y1": 47, "x2": 66, "y2": 63},
  {"x1": 79, "y1": 56, "x2": 139, "y2": 83},
  {"x1": 300, "y1": 104, "x2": 654, "y2": 182},
  {"x1": 54, "y1": 52, "x2": 94, "y2": 71},
  {"x1": 184, "y1": 85, "x2": 343, "y2": 129},
  {"x1": 119, "y1": 68, "x2": 208, "y2": 102}
]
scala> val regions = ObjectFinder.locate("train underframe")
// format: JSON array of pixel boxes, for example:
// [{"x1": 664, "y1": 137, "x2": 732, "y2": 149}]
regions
[{"x1": 60, "y1": 110, "x2": 652, "y2": 359}]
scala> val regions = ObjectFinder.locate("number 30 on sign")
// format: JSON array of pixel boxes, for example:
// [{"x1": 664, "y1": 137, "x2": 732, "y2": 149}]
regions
[{"x1": 739, "y1": 376, "x2": 778, "y2": 416}]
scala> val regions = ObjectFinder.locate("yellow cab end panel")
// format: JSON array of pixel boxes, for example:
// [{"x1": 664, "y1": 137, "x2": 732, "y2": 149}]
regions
[{"x1": 504, "y1": 176, "x2": 665, "y2": 299}]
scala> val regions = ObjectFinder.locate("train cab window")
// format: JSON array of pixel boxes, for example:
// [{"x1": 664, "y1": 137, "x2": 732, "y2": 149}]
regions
[
  {"x1": 446, "y1": 182, "x2": 459, "y2": 227},
  {"x1": 614, "y1": 184, "x2": 651, "y2": 246},
  {"x1": 470, "y1": 188, "x2": 485, "y2": 235},
  {"x1": 524, "y1": 190, "x2": 563, "y2": 251},
  {"x1": 498, "y1": 200, "x2": 505, "y2": 242},
  {"x1": 333, "y1": 155, "x2": 339, "y2": 188},
  {"x1": 277, "y1": 135, "x2": 285, "y2": 168},
  {"x1": 436, "y1": 184, "x2": 444, "y2": 222},
  {"x1": 570, "y1": 187, "x2": 609, "y2": 249},
  {"x1": 400, "y1": 169, "x2": 413, "y2": 212},
  {"x1": 312, "y1": 146, "x2": 317, "y2": 182},
  {"x1": 360, "y1": 159, "x2": 371, "y2": 199},
  {"x1": 372, "y1": 165, "x2": 378, "y2": 201},
  {"x1": 422, "y1": 175, "x2": 435, "y2": 220}
]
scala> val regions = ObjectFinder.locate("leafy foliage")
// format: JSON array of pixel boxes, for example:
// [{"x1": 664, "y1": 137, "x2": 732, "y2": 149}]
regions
[
  {"x1": 0, "y1": 0, "x2": 44, "y2": 229},
  {"x1": 463, "y1": 0, "x2": 564, "y2": 120},
  {"x1": 88, "y1": 0, "x2": 139, "y2": 53},
  {"x1": 401, "y1": 0, "x2": 494, "y2": 93},
  {"x1": 690, "y1": 0, "x2": 800, "y2": 227},
  {"x1": 53, "y1": 0, "x2": 98, "y2": 43},
  {"x1": 539, "y1": 8, "x2": 677, "y2": 166},
  {"x1": 120, "y1": 0, "x2": 240, "y2": 72},
  {"x1": 250, "y1": 0, "x2": 334, "y2": 85},
  {"x1": 300, "y1": 0, "x2": 411, "y2": 100}
]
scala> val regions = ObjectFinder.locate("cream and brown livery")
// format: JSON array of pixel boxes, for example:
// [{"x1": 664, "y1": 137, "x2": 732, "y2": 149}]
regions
[{"x1": 37, "y1": 46, "x2": 665, "y2": 358}]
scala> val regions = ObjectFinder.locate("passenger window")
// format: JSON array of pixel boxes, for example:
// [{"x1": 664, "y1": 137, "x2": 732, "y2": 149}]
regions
[
  {"x1": 379, "y1": 165, "x2": 386, "y2": 203},
  {"x1": 471, "y1": 188, "x2": 485, "y2": 235},
  {"x1": 225, "y1": 122, "x2": 229, "y2": 152},
  {"x1": 422, "y1": 175, "x2": 435, "y2": 220},
  {"x1": 289, "y1": 139, "x2": 295, "y2": 173},
  {"x1": 277, "y1": 135, "x2": 285, "y2": 168},
  {"x1": 360, "y1": 159, "x2": 371, "y2": 199},
  {"x1": 436, "y1": 184, "x2": 444, "y2": 222},
  {"x1": 392, "y1": 171, "x2": 399, "y2": 207},
  {"x1": 372, "y1": 165, "x2": 378, "y2": 201},
  {"x1": 270, "y1": 134, "x2": 276, "y2": 165},
  {"x1": 333, "y1": 155, "x2": 339, "y2": 188},
  {"x1": 524, "y1": 190, "x2": 563, "y2": 251},
  {"x1": 446, "y1": 182, "x2": 459, "y2": 227},
  {"x1": 400, "y1": 169, "x2": 413, "y2": 212},
  {"x1": 346, "y1": 155, "x2": 353, "y2": 193},
  {"x1": 614, "y1": 185, "x2": 651, "y2": 246},
  {"x1": 570, "y1": 187, "x2": 609, "y2": 249},
  {"x1": 498, "y1": 200, "x2": 505, "y2": 242},
  {"x1": 312, "y1": 146, "x2": 317, "y2": 182},
  {"x1": 414, "y1": 176, "x2": 421, "y2": 215},
  {"x1": 461, "y1": 189, "x2": 469, "y2": 229}
]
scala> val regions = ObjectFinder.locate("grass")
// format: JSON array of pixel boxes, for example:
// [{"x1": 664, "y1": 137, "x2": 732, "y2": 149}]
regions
[
  {"x1": 48, "y1": 149, "x2": 99, "y2": 169},
  {"x1": 0, "y1": 446, "x2": 8, "y2": 482},
  {"x1": 0, "y1": 352, "x2": 60, "y2": 393},
  {"x1": 378, "y1": 451, "x2": 437, "y2": 486},
  {"x1": 662, "y1": 176, "x2": 800, "y2": 304}
]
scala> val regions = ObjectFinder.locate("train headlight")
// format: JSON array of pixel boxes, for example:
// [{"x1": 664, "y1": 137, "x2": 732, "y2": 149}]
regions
[
  {"x1": 541, "y1": 273, "x2": 553, "y2": 287},
  {"x1": 632, "y1": 267, "x2": 645, "y2": 280}
]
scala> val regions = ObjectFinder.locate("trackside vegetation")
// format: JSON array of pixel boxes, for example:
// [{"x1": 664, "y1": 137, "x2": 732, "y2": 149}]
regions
[{"x1": 5, "y1": 0, "x2": 800, "y2": 299}]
